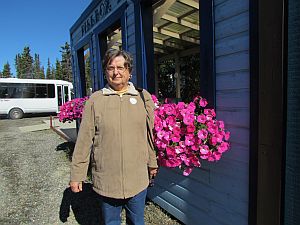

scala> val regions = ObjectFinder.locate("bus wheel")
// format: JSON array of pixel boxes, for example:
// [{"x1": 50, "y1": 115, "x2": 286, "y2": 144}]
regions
[{"x1": 9, "y1": 108, "x2": 24, "y2": 119}]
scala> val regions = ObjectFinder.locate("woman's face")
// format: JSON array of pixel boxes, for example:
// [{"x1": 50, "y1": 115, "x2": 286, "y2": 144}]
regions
[{"x1": 105, "y1": 55, "x2": 130, "y2": 91}]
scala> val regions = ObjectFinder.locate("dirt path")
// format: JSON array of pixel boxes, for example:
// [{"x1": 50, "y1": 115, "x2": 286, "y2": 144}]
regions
[{"x1": 0, "y1": 116, "x2": 78, "y2": 225}]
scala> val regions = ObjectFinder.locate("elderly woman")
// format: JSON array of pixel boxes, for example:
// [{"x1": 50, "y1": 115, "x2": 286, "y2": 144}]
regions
[{"x1": 69, "y1": 49, "x2": 158, "y2": 225}]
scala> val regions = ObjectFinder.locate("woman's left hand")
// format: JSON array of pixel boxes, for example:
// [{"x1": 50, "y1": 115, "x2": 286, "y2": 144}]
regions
[
  {"x1": 148, "y1": 167, "x2": 158, "y2": 187},
  {"x1": 148, "y1": 167, "x2": 158, "y2": 178}
]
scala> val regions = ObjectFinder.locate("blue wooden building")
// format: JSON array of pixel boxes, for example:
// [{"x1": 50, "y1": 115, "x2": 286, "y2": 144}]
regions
[{"x1": 70, "y1": 0, "x2": 300, "y2": 224}]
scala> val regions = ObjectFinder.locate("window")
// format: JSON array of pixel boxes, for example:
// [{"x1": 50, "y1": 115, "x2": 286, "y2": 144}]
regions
[
  {"x1": 47, "y1": 84, "x2": 55, "y2": 98},
  {"x1": 0, "y1": 85, "x2": 8, "y2": 98},
  {"x1": 0, "y1": 83, "x2": 55, "y2": 98},
  {"x1": 35, "y1": 84, "x2": 47, "y2": 98},
  {"x1": 64, "y1": 86, "x2": 69, "y2": 103},
  {"x1": 22, "y1": 84, "x2": 35, "y2": 98}
]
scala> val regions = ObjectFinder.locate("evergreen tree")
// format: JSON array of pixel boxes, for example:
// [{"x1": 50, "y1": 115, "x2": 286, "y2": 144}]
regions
[
  {"x1": 60, "y1": 42, "x2": 72, "y2": 82},
  {"x1": 180, "y1": 54, "x2": 200, "y2": 102},
  {"x1": 157, "y1": 59, "x2": 176, "y2": 99},
  {"x1": 46, "y1": 58, "x2": 53, "y2": 79},
  {"x1": 15, "y1": 54, "x2": 22, "y2": 78},
  {"x1": 51, "y1": 67, "x2": 56, "y2": 80},
  {"x1": 0, "y1": 71, "x2": 2, "y2": 78},
  {"x1": 39, "y1": 66, "x2": 45, "y2": 79},
  {"x1": 55, "y1": 59, "x2": 63, "y2": 80},
  {"x1": 20, "y1": 46, "x2": 33, "y2": 78},
  {"x1": 2, "y1": 62, "x2": 12, "y2": 78},
  {"x1": 33, "y1": 53, "x2": 42, "y2": 79}
]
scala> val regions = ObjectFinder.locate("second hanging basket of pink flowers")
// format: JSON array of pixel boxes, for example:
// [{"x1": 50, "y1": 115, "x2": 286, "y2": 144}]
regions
[
  {"x1": 58, "y1": 96, "x2": 89, "y2": 123},
  {"x1": 151, "y1": 95, "x2": 230, "y2": 176}
]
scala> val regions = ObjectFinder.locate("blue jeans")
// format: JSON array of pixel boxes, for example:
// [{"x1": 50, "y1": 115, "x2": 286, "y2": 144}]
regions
[{"x1": 101, "y1": 189, "x2": 147, "y2": 225}]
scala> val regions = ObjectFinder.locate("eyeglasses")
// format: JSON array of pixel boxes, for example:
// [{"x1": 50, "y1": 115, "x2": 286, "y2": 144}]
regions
[{"x1": 106, "y1": 66, "x2": 127, "y2": 73}]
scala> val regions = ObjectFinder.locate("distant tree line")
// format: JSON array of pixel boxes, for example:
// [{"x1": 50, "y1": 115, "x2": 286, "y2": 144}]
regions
[{"x1": 0, "y1": 42, "x2": 72, "y2": 82}]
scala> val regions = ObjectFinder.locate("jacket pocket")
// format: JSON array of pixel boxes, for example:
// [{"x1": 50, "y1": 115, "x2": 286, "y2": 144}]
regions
[
  {"x1": 92, "y1": 146, "x2": 103, "y2": 172},
  {"x1": 93, "y1": 116, "x2": 103, "y2": 171},
  {"x1": 93, "y1": 116, "x2": 101, "y2": 147}
]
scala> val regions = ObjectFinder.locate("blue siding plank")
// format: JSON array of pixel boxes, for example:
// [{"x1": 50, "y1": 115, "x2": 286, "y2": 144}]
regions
[
  {"x1": 216, "y1": 70, "x2": 249, "y2": 90},
  {"x1": 210, "y1": 202, "x2": 248, "y2": 225},
  {"x1": 216, "y1": 89, "x2": 250, "y2": 108},
  {"x1": 214, "y1": 0, "x2": 248, "y2": 22},
  {"x1": 214, "y1": 0, "x2": 228, "y2": 6},
  {"x1": 215, "y1": 31, "x2": 249, "y2": 57},
  {"x1": 216, "y1": 51, "x2": 249, "y2": 74},
  {"x1": 205, "y1": 157, "x2": 249, "y2": 183},
  {"x1": 217, "y1": 108, "x2": 249, "y2": 128},
  {"x1": 220, "y1": 126, "x2": 249, "y2": 146},
  {"x1": 221, "y1": 143, "x2": 249, "y2": 164},
  {"x1": 207, "y1": 165, "x2": 249, "y2": 202},
  {"x1": 215, "y1": 11, "x2": 249, "y2": 40}
]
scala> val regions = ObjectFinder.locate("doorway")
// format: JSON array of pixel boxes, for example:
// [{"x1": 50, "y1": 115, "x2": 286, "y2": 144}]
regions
[{"x1": 152, "y1": 0, "x2": 200, "y2": 102}]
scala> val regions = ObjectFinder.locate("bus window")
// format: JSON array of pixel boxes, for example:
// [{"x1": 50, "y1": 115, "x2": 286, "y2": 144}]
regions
[
  {"x1": 13, "y1": 86, "x2": 23, "y2": 98},
  {"x1": 0, "y1": 84, "x2": 8, "y2": 98},
  {"x1": 57, "y1": 86, "x2": 63, "y2": 108},
  {"x1": 22, "y1": 84, "x2": 35, "y2": 98},
  {"x1": 64, "y1": 86, "x2": 69, "y2": 103},
  {"x1": 35, "y1": 84, "x2": 47, "y2": 98},
  {"x1": 7, "y1": 83, "x2": 23, "y2": 98},
  {"x1": 47, "y1": 84, "x2": 55, "y2": 98}
]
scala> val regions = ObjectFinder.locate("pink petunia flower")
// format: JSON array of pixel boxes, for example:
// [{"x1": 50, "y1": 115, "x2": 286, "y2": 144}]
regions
[
  {"x1": 183, "y1": 167, "x2": 193, "y2": 176},
  {"x1": 199, "y1": 98, "x2": 208, "y2": 107}
]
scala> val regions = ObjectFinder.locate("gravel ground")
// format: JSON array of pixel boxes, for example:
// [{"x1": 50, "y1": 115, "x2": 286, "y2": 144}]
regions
[{"x1": 0, "y1": 116, "x2": 182, "y2": 225}]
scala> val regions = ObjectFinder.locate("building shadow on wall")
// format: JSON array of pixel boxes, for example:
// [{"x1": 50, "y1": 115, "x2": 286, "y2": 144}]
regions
[{"x1": 59, "y1": 183, "x2": 103, "y2": 225}]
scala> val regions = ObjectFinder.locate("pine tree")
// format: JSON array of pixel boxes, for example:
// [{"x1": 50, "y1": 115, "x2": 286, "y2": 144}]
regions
[
  {"x1": 39, "y1": 66, "x2": 45, "y2": 79},
  {"x1": 55, "y1": 59, "x2": 63, "y2": 80},
  {"x1": 51, "y1": 67, "x2": 56, "y2": 80},
  {"x1": 60, "y1": 42, "x2": 73, "y2": 82},
  {"x1": 33, "y1": 53, "x2": 42, "y2": 79},
  {"x1": 2, "y1": 62, "x2": 12, "y2": 78},
  {"x1": 15, "y1": 54, "x2": 22, "y2": 78},
  {"x1": 20, "y1": 46, "x2": 33, "y2": 78},
  {"x1": 46, "y1": 58, "x2": 52, "y2": 79},
  {"x1": 0, "y1": 71, "x2": 2, "y2": 78}
]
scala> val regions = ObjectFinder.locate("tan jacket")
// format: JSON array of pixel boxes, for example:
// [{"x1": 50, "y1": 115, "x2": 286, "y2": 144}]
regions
[{"x1": 70, "y1": 82, "x2": 158, "y2": 199}]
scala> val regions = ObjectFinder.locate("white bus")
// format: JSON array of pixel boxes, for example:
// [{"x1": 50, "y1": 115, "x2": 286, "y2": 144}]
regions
[{"x1": 0, "y1": 78, "x2": 73, "y2": 119}]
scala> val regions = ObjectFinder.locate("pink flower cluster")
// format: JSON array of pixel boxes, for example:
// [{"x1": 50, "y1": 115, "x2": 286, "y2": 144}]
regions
[
  {"x1": 58, "y1": 97, "x2": 89, "y2": 123},
  {"x1": 152, "y1": 95, "x2": 230, "y2": 176}
]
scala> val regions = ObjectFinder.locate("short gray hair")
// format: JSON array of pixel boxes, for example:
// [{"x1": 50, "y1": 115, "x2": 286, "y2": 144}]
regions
[{"x1": 102, "y1": 49, "x2": 133, "y2": 73}]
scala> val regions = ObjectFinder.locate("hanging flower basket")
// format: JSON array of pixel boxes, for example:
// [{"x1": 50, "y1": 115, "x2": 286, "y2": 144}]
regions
[
  {"x1": 58, "y1": 96, "x2": 89, "y2": 123},
  {"x1": 152, "y1": 95, "x2": 230, "y2": 176}
]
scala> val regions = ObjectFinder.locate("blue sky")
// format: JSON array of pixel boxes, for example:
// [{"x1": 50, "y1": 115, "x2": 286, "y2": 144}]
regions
[{"x1": 0, "y1": 0, "x2": 92, "y2": 76}]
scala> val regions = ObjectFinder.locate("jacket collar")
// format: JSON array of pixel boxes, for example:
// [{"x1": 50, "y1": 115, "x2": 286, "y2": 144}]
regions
[{"x1": 102, "y1": 82, "x2": 139, "y2": 96}]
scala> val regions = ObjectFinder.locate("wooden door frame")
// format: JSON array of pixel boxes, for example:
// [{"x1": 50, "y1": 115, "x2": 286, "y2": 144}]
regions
[{"x1": 249, "y1": 0, "x2": 287, "y2": 224}]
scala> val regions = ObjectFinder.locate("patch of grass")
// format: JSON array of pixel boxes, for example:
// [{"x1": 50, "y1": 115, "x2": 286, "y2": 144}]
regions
[{"x1": 144, "y1": 200, "x2": 183, "y2": 225}]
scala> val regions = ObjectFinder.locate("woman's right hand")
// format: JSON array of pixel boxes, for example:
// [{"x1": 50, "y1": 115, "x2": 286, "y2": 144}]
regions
[{"x1": 69, "y1": 181, "x2": 83, "y2": 193}]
